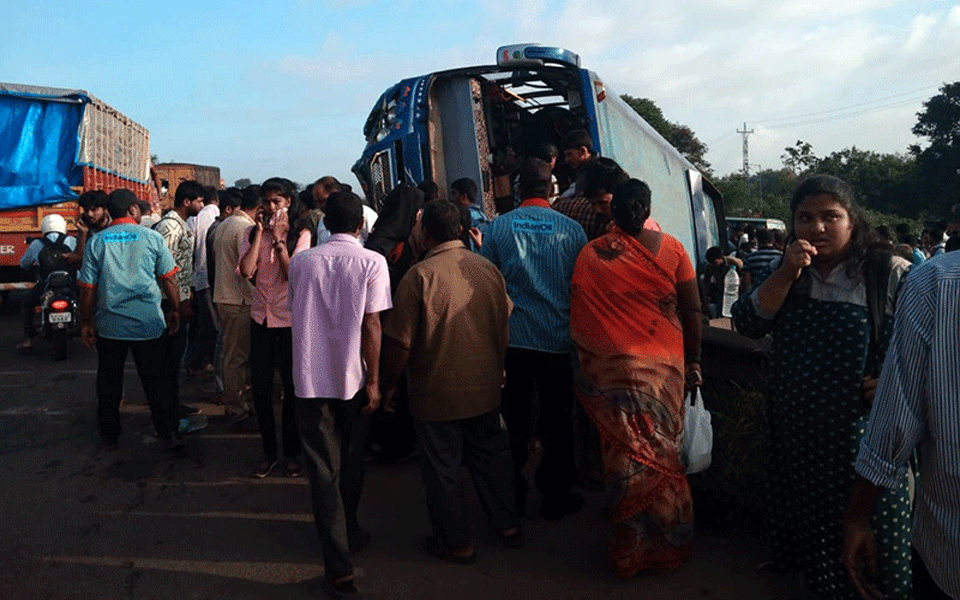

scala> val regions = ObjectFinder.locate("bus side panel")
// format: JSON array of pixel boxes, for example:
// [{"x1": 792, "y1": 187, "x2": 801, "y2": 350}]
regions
[{"x1": 594, "y1": 94, "x2": 699, "y2": 265}]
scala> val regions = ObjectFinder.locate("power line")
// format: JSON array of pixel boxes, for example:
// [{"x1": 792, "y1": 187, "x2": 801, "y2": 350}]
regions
[
  {"x1": 767, "y1": 96, "x2": 926, "y2": 129},
  {"x1": 756, "y1": 84, "x2": 939, "y2": 124}
]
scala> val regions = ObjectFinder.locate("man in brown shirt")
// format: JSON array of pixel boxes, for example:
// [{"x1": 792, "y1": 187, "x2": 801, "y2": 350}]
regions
[{"x1": 381, "y1": 200, "x2": 521, "y2": 564}]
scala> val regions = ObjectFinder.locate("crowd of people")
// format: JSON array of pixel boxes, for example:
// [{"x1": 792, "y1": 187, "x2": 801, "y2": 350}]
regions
[{"x1": 18, "y1": 127, "x2": 959, "y2": 598}]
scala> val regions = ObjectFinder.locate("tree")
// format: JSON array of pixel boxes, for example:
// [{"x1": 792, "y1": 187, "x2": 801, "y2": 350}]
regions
[
  {"x1": 816, "y1": 148, "x2": 918, "y2": 216},
  {"x1": 620, "y1": 94, "x2": 712, "y2": 176},
  {"x1": 910, "y1": 82, "x2": 960, "y2": 216},
  {"x1": 781, "y1": 140, "x2": 818, "y2": 175},
  {"x1": 234, "y1": 178, "x2": 252, "y2": 189}
]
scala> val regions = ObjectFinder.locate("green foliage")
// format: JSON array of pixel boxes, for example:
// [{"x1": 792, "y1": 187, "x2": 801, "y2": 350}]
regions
[
  {"x1": 234, "y1": 178, "x2": 252, "y2": 189},
  {"x1": 620, "y1": 94, "x2": 712, "y2": 177},
  {"x1": 696, "y1": 383, "x2": 769, "y2": 513},
  {"x1": 714, "y1": 170, "x2": 793, "y2": 222},
  {"x1": 781, "y1": 140, "x2": 817, "y2": 175},
  {"x1": 910, "y1": 82, "x2": 960, "y2": 216}
]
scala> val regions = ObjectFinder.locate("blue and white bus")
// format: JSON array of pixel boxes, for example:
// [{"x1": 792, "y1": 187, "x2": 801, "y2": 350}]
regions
[{"x1": 353, "y1": 44, "x2": 725, "y2": 268}]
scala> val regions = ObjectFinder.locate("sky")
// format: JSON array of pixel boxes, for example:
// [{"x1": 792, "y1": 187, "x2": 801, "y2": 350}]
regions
[{"x1": 4, "y1": 0, "x2": 959, "y2": 189}]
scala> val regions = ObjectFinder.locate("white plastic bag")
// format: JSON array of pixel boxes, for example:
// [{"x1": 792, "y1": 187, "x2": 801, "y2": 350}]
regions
[{"x1": 682, "y1": 388, "x2": 712, "y2": 474}]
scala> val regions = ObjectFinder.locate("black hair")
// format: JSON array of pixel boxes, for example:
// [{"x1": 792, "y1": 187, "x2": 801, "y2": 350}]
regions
[
  {"x1": 260, "y1": 177, "x2": 295, "y2": 202},
  {"x1": 418, "y1": 180, "x2": 440, "y2": 203},
  {"x1": 561, "y1": 129, "x2": 593, "y2": 153},
  {"x1": 219, "y1": 187, "x2": 242, "y2": 210},
  {"x1": 240, "y1": 185, "x2": 261, "y2": 210},
  {"x1": 312, "y1": 176, "x2": 341, "y2": 200},
  {"x1": 517, "y1": 158, "x2": 552, "y2": 200},
  {"x1": 78, "y1": 189, "x2": 109, "y2": 210},
  {"x1": 174, "y1": 180, "x2": 204, "y2": 207},
  {"x1": 324, "y1": 191, "x2": 364, "y2": 234},
  {"x1": 582, "y1": 157, "x2": 628, "y2": 199},
  {"x1": 202, "y1": 185, "x2": 218, "y2": 205},
  {"x1": 422, "y1": 200, "x2": 463, "y2": 244},
  {"x1": 611, "y1": 179, "x2": 652, "y2": 236},
  {"x1": 756, "y1": 228, "x2": 774, "y2": 245},
  {"x1": 450, "y1": 178, "x2": 477, "y2": 204},
  {"x1": 530, "y1": 142, "x2": 559, "y2": 161},
  {"x1": 705, "y1": 246, "x2": 723, "y2": 262},
  {"x1": 790, "y1": 174, "x2": 873, "y2": 278}
]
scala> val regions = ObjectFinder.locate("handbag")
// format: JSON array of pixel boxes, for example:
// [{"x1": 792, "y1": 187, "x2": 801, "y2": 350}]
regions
[{"x1": 682, "y1": 388, "x2": 713, "y2": 474}]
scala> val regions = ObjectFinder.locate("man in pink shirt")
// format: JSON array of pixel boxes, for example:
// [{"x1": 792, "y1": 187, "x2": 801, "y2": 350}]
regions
[
  {"x1": 238, "y1": 178, "x2": 311, "y2": 479},
  {"x1": 288, "y1": 191, "x2": 392, "y2": 597}
]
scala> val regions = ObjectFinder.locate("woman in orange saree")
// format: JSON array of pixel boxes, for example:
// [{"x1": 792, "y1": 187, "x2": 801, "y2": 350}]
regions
[{"x1": 570, "y1": 179, "x2": 703, "y2": 579}]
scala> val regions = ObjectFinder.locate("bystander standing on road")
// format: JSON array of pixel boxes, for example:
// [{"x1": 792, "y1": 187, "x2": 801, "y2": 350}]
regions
[
  {"x1": 212, "y1": 186, "x2": 258, "y2": 431},
  {"x1": 184, "y1": 185, "x2": 220, "y2": 375},
  {"x1": 382, "y1": 200, "x2": 520, "y2": 565},
  {"x1": 154, "y1": 181, "x2": 203, "y2": 419},
  {"x1": 238, "y1": 178, "x2": 308, "y2": 479},
  {"x1": 480, "y1": 157, "x2": 588, "y2": 520},
  {"x1": 77, "y1": 189, "x2": 183, "y2": 451},
  {"x1": 288, "y1": 191, "x2": 392, "y2": 598}
]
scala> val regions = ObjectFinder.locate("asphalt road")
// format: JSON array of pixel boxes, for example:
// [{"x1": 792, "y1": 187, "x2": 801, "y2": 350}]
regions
[{"x1": 0, "y1": 292, "x2": 813, "y2": 599}]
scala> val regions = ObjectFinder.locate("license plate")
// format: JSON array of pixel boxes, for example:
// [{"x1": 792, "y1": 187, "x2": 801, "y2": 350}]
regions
[{"x1": 48, "y1": 312, "x2": 72, "y2": 323}]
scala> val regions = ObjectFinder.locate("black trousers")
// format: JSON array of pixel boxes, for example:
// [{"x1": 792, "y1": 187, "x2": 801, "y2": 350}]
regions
[
  {"x1": 502, "y1": 347, "x2": 577, "y2": 504},
  {"x1": 297, "y1": 395, "x2": 369, "y2": 583},
  {"x1": 184, "y1": 288, "x2": 217, "y2": 371},
  {"x1": 161, "y1": 299, "x2": 189, "y2": 407},
  {"x1": 414, "y1": 410, "x2": 518, "y2": 548},
  {"x1": 249, "y1": 320, "x2": 300, "y2": 461},
  {"x1": 96, "y1": 335, "x2": 176, "y2": 441},
  {"x1": 912, "y1": 546, "x2": 951, "y2": 599}
]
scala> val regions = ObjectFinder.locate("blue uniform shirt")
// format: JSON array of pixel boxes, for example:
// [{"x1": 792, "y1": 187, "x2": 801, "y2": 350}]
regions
[
  {"x1": 78, "y1": 218, "x2": 178, "y2": 341},
  {"x1": 480, "y1": 198, "x2": 587, "y2": 353}
]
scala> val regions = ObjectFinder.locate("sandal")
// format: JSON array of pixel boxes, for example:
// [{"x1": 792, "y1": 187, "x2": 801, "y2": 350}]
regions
[
  {"x1": 496, "y1": 526, "x2": 525, "y2": 549},
  {"x1": 284, "y1": 457, "x2": 302, "y2": 478},
  {"x1": 253, "y1": 459, "x2": 278, "y2": 478},
  {"x1": 423, "y1": 536, "x2": 476, "y2": 565}
]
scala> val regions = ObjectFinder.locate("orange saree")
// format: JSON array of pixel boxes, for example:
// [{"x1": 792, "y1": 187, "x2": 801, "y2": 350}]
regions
[{"x1": 570, "y1": 226, "x2": 696, "y2": 579}]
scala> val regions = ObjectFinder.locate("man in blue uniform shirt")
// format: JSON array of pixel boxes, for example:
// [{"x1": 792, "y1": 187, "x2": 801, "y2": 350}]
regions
[
  {"x1": 481, "y1": 157, "x2": 588, "y2": 520},
  {"x1": 78, "y1": 189, "x2": 183, "y2": 451}
]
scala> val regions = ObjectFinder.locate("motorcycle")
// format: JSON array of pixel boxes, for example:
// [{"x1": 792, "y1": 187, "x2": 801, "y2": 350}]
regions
[{"x1": 33, "y1": 270, "x2": 80, "y2": 360}]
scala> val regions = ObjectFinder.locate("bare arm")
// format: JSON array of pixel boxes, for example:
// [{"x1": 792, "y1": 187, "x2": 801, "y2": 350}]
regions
[
  {"x1": 80, "y1": 285, "x2": 97, "y2": 347},
  {"x1": 159, "y1": 275, "x2": 181, "y2": 336},
  {"x1": 380, "y1": 334, "x2": 411, "y2": 412},
  {"x1": 238, "y1": 224, "x2": 262, "y2": 279},
  {"x1": 676, "y1": 278, "x2": 703, "y2": 386},
  {"x1": 360, "y1": 311, "x2": 383, "y2": 414},
  {"x1": 753, "y1": 239, "x2": 817, "y2": 316},
  {"x1": 843, "y1": 476, "x2": 886, "y2": 600}
]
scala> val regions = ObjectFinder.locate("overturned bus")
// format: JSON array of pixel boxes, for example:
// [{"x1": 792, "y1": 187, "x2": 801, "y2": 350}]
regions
[{"x1": 352, "y1": 43, "x2": 725, "y2": 270}]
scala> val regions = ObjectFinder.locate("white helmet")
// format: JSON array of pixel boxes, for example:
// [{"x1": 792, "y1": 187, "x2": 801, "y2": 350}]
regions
[{"x1": 41, "y1": 214, "x2": 67, "y2": 236}]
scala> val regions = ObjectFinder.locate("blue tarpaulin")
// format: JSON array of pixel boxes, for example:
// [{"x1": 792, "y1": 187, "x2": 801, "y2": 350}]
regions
[{"x1": 0, "y1": 85, "x2": 87, "y2": 209}]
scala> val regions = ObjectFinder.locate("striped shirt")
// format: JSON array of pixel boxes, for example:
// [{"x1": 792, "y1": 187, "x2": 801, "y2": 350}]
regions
[
  {"x1": 480, "y1": 198, "x2": 587, "y2": 353},
  {"x1": 743, "y1": 246, "x2": 782, "y2": 289},
  {"x1": 855, "y1": 250, "x2": 960, "y2": 599}
]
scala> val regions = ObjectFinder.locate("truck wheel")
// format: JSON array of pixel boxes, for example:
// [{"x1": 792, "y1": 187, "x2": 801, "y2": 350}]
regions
[{"x1": 52, "y1": 328, "x2": 67, "y2": 361}]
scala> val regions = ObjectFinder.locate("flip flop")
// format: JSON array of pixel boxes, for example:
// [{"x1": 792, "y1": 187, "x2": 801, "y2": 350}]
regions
[
  {"x1": 496, "y1": 527, "x2": 525, "y2": 549},
  {"x1": 423, "y1": 536, "x2": 476, "y2": 565}
]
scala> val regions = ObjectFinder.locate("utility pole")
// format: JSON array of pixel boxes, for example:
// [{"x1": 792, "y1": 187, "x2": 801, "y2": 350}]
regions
[{"x1": 737, "y1": 122, "x2": 754, "y2": 177}]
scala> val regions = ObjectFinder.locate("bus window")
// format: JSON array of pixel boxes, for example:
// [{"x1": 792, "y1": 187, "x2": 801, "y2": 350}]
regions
[{"x1": 596, "y1": 94, "x2": 697, "y2": 261}]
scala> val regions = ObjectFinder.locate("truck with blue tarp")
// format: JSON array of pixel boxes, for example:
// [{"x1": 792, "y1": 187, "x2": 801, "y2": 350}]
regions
[{"x1": 0, "y1": 83, "x2": 154, "y2": 290}]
